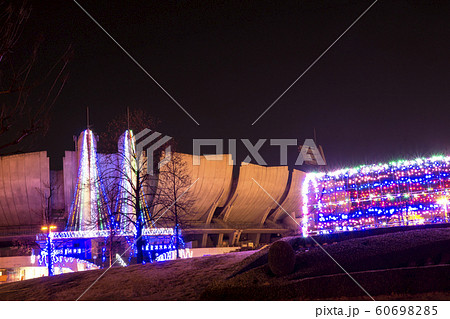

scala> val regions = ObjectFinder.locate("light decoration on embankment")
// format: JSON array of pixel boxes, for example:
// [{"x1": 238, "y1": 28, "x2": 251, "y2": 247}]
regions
[{"x1": 302, "y1": 155, "x2": 450, "y2": 237}]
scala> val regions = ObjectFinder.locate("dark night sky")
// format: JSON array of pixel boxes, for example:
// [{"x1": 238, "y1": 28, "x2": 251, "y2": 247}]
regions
[{"x1": 21, "y1": 0, "x2": 450, "y2": 170}]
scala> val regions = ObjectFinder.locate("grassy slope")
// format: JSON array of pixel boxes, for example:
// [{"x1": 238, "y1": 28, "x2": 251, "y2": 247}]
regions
[
  {"x1": 0, "y1": 227, "x2": 449, "y2": 300},
  {"x1": 222, "y1": 228, "x2": 450, "y2": 288},
  {"x1": 202, "y1": 228, "x2": 450, "y2": 300},
  {"x1": 0, "y1": 251, "x2": 253, "y2": 300}
]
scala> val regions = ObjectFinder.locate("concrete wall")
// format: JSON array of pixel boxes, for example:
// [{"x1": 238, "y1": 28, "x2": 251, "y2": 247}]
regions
[
  {"x1": 179, "y1": 153, "x2": 233, "y2": 223},
  {"x1": 190, "y1": 247, "x2": 241, "y2": 258},
  {"x1": 152, "y1": 153, "x2": 234, "y2": 224},
  {"x1": 50, "y1": 170, "x2": 65, "y2": 212},
  {"x1": 0, "y1": 152, "x2": 50, "y2": 227},
  {"x1": 222, "y1": 163, "x2": 290, "y2": 225},
  {"x1": 0, "y1": 256, "x2": 34, "y2": 268},
  {"x1": 271, "y1": 169, "x2": 306, "y2": 230},
  {"x1": 0, "y1": 148, "x2": 303, "y2": 244},
  {"x1": 63, "y1": 151, "x2": 78, "y2": 216}
]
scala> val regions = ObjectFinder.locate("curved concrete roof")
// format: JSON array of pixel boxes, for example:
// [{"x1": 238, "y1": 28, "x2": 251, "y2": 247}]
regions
[
  {"x1": 0, "y1": 149, "x2": 304, "y2": 233},
  {"x1": 155, "y1": 153, "x2": 233, "y2": 223},
  {"x1": 222, "y1": 163, "x2": 290, "y2": 225},
  {"x1": 271, "y1": 169, "x2": 306, "y2": 229},
  {"x1": 0, "y1": 152, "x2": 50, "y2": 227},
  {"x1": 185, "y1": 154, "x2": 233, "y2": 222}
]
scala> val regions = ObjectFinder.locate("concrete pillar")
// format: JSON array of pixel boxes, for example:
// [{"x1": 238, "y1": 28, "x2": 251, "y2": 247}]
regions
[
  {"x1": 217, "y1": 233, "x2": 224, "y2": 247},
  {"x1": 248, "y1": 233, "x2": 261, "y2": 247},
  {"x1": 201, "y1": 233, "x2": 209, "y2": 248},
  {"x1": 230, "y1": 230, "x2": 242, "y2": 246}
]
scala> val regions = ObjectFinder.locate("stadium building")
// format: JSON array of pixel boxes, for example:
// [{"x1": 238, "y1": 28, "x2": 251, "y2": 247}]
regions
[{"x1": 1, "y1": 129, "x2": 449, "y2": 282}]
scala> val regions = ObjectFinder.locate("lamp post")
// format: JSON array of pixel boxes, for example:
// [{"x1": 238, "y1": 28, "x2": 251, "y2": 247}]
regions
[{"x1": 41, "y1": 225, "x2": 57, "y2": 276}]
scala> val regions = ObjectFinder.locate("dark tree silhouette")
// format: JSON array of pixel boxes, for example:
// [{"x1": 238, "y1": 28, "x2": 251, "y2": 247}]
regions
[
  {"x1": 150, "y1": 151, "x2": 194, "y2": 259},
  {"x1": 99, "y1": 110, "x2": 194, "y2": 262},
  {"x1": 98, "y1": 108, "x2": 159, "y2": 154},
  {"x1": 98, "y1": 109, "x2": 158, "y2": 263},
  {"x1": 0, "y1": 1, "x2": 71, "y2": 154}
]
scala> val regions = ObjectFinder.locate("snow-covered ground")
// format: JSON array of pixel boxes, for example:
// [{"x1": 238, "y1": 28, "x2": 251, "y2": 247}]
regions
[
  {"x1": 0, "y1": 251, "x2": 254, "y2": 300},
  {"x1": 1, "y1": 227, "x2": 449, "y2": 301}
]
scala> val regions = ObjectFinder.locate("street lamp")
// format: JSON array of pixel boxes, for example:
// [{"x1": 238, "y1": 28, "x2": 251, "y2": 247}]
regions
[
  {"x1": 41, "y1": 225, "x2": 57, "y2": 231},
  {"x1": 42, "y1": 225, "x2": 57, "y2": 276}
]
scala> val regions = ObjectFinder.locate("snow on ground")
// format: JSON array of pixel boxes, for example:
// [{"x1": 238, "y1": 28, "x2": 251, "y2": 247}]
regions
[
  {"x1": 0, "y1": 251, "x2": 254, "y2": 301},
  {"x1": 1, "y1": 227, "x2": 449, "y2": 301}
]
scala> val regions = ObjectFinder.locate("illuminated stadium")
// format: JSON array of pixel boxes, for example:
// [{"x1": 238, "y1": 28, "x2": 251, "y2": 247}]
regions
[
  {"x1": 1, "y1": 128, "x2": 449, "y2": 247},
  {"x1": 1, "y1": 127, "x2": 450, "y2": 282}
]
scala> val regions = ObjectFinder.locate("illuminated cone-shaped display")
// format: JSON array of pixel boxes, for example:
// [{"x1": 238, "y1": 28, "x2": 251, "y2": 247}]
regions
[
  {"x1": 116, "y1": 130, "x2": 137, "y2": 231},
  {"x1": 67, "y1": 129, "x2": 109, "y2": 231},
  {"x1": 115, "y1": 130, "x2": 151, "y2": 232}
]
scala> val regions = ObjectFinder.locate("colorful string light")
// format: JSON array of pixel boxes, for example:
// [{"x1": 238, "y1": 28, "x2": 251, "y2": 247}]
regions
[
  {"x1": 42, "y1": 129, "x2": 188, "y2": 268},
  {"x1": 302, "y1": 155, "x2": 450, "y2": 236},
  {"x1": 46, "y1": 228, "x2": 174, "y2": 240},
  {"x1": 67, "y1": 129, "x2": 110, "y2": 231},
  {"x1": 115, "y1": 130, "x2": 137, "y2": 231},
  {"x1": 115, "y1": 130, "x2": 152, "y2": 231}
]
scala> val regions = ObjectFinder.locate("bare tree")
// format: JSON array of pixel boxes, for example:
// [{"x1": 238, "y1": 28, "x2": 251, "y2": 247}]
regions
[
  {"x1": 65, "y1": 150, "x2": 129, "y2": 267},
  {"x1": 101, "y1": 134, "x2": 194, "y2": 262},
  {"x1": 10, "y1": 238, "x2": 37, "y2": 256},
  {"x1": 98, "y1": 108, "x2": 158, "y2": 154},
  {"x1": 150, "y1": 151, "x2": 194, "y2": 259},
  {"x1": 100, "y1": 130, "x2": 154, "y2": 264},
  {"x1": 98, "y1": 109, "x2": 193, "y2": 262},
  {"x1": 97, "y1": 109, "x2": 156, "y2": 264},
  {"x1": 84, "y1": 153, "x2": 121, "y2": 267},
  {"x1": 0, "y1": 1, "x2": 71, "y2": 154}
]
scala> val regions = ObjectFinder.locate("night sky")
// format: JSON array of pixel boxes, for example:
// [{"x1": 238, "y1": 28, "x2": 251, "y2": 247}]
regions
[{"x1": 21, "y1": 0, "x2": 450, "y2": 170}]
